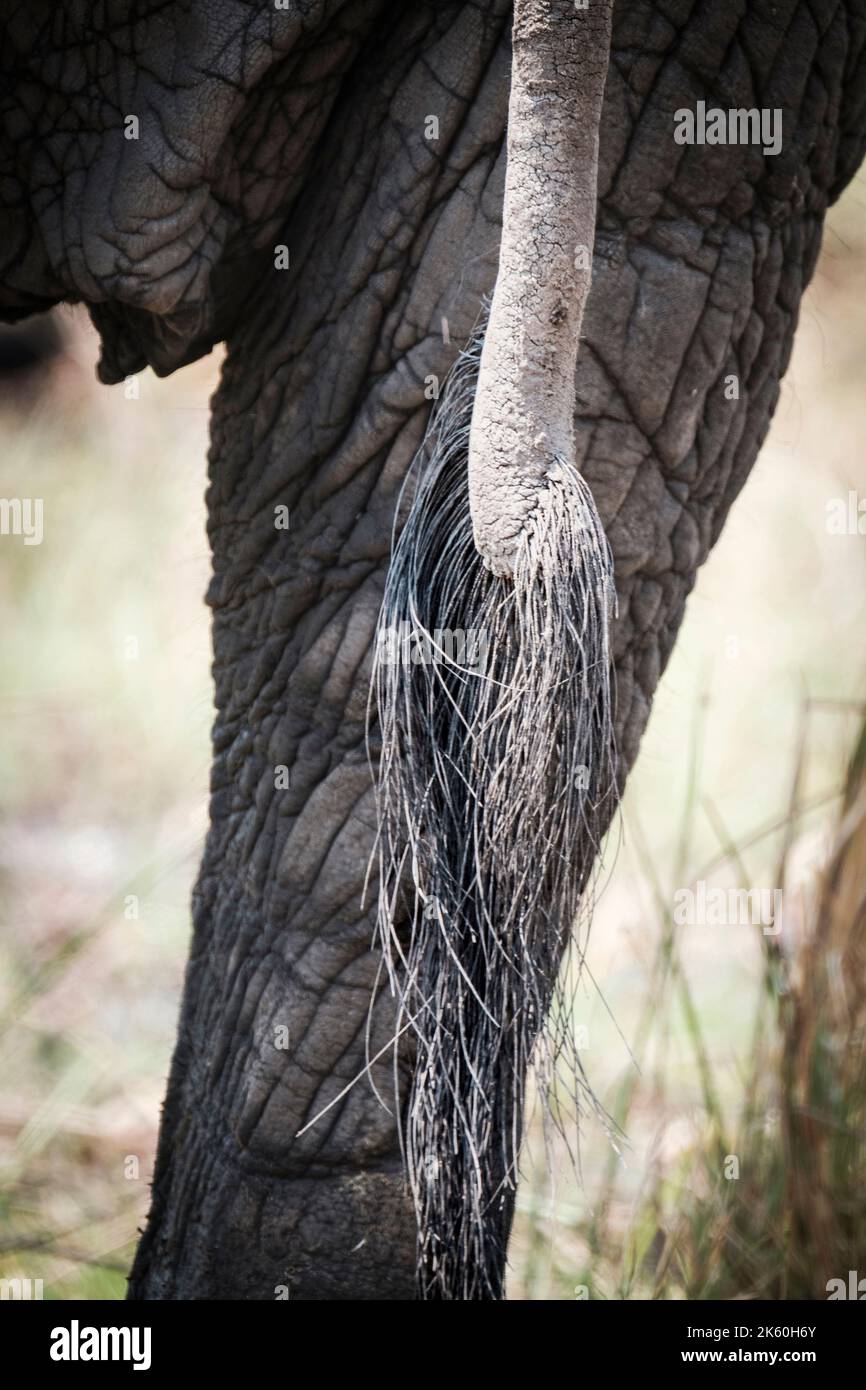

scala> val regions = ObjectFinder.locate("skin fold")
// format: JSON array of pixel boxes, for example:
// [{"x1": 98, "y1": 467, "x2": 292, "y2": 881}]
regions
[{"x1": 2, "y1": 0, "x2": 866, "y2": 1298}]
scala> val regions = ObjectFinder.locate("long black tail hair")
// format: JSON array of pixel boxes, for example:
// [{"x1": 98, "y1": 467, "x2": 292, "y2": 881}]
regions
[{"x1": 372, "y1": 319, "x2": 618, "y2": 1299}]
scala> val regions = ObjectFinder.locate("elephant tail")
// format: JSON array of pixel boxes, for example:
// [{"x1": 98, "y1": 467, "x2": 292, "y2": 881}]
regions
[
  {"x1": 374, "y1": 0, "x2": 617, "y2": 1300},
  {"x1": 372, "y1": 322, "x2": 618, "y2": 1299}
]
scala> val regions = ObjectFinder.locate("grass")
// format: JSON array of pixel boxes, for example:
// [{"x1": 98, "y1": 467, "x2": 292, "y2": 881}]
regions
[
  {"x1": 512, "y1": 700, "x2": 866, "y2": 1300},
  {"x1": 0, "y1": 320, "x2": 215, "y2": 1299}
]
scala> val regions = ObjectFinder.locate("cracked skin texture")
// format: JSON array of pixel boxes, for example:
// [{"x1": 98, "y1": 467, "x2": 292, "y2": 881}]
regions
[
  {"x1": 2, "y1": 0, "x2": 866, "y2": 1298},
  {"x1": 469, "y1": 0, "x2": 613, "y2": 574}
]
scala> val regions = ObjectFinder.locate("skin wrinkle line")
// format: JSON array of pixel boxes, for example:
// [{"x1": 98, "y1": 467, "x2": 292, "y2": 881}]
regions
[
  {"x1": 291, "y1": 772, "x2": 374, "y2": 887},
  {"x1": 243, "y1": 1011, "x2": 384, "y2": 1162},
  {"x1": 584, "y1": 236, "x2": 732, "y2": 482},
  {"x1": 256, "y1": 977, "x2": 387, "y2": 1146},
  {"x1": 620, "y1": 242, "x2": 718, "y2": 438}
]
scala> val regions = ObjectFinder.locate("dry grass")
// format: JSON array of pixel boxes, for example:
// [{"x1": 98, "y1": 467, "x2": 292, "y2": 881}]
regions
[{"x1": 513, "y1": 704, "x2": 866, "y2": 1301}]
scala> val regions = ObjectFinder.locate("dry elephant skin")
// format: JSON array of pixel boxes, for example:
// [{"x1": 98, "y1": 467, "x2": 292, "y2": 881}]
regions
[{"x1": 2, "y1": 0, "x2": 866, "y2": 1300}]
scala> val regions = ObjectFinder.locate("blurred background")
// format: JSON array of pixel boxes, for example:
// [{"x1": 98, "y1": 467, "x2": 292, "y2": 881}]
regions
[{"x1": 1, "y1": 174, "x2": 865, "y2": 1300}]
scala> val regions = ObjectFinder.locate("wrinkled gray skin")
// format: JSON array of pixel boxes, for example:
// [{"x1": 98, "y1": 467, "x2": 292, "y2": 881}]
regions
[{"x1": 2, "y1": 0, "x2": 865, "y2": 1299}]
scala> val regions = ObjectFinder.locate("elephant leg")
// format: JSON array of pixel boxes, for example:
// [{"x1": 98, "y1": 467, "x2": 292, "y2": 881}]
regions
[
  {"x1": 128, "y1": 4, "x2": 515, "y2": 1301},
  {"x1": 128, "y1": 0, "x2": 866, "y2": 1300},
  {"x1": 2, "y1": 0, "x2": 864, "y2": 1302}
]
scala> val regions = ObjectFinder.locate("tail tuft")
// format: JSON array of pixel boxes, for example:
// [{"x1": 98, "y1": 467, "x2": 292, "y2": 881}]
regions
[{"x1": 374, "y1": 325, "x2": 618, "y2": 1300}]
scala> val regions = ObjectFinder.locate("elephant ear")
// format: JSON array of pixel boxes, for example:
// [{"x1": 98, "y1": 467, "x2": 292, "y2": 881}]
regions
[
  {"x1": 374, "y1": 0, "x2": 619, "y2": 1300},
  {"x1": 0, "y1": 1, "x2": 379, "y2": 379}
]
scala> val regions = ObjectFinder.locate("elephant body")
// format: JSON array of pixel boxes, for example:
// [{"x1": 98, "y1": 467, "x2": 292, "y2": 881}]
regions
[{"x1": 2, "y1": 0, "x2": 865, "y2": 1298}]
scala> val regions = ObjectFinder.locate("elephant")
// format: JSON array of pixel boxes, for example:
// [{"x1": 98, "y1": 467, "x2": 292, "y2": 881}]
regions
[{"x1": 2, "y1": 0, "x2": 865, "y2": 1300}]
